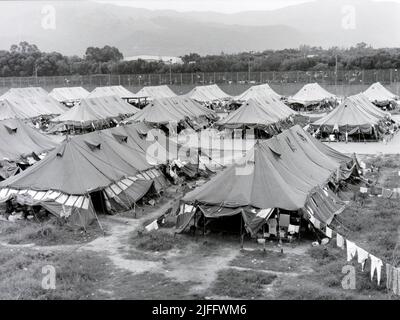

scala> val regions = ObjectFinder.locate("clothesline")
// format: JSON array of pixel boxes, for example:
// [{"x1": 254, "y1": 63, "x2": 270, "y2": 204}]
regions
[{"x1": 308, "y1": 211, "x2": 400, "y2": 296}]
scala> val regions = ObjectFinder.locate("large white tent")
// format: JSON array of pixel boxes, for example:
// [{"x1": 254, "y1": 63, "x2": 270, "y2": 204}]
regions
[
  {"x1": 235, "y1": 83, "x2": 282, "y2": 101},
  {"x1": 136, "y1": 85, "x2": 177, "y2": 100},
  {"x1": 288, "y1": 83, "x2": 337, "y2": 109},
  {"x1": 49, "y1": 87, "x2": 90, "y2": 104},
  {"x1": 88, "y1": 86, "x2": 140, "y2": 99},
  {"x1": 185, "y1": 84, "x2": 231, "y2": 103},
  {"x1": 363, "y1": 82, "x2": 398, "y2": 108}
]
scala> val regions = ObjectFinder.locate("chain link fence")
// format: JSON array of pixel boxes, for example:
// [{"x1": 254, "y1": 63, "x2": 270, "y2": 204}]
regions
[{"x1": 0, "y1": 69, "x2": 399, "y2": 88}]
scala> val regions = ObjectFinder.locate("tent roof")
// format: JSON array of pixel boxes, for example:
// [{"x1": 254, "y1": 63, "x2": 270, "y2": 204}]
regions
[
  {"x1": 185, "y1": 84, "x2": 231, "y2": 102},
  {"x1": 363, "y1": 82, "x2": 398, "y2": 103},
  {"x1": 250, "y1": 95, "x2": 297, "y2": 119},
  {"x1": 183, "y1": 125, "x2": 350, "y2": 211},
  {"x1": 289, "y1": 83, "x2": 336, "y2": 105},
  {"x1": 126, "y1": 96, "x2": 216, "y2": 124},
  {"x1": 0, "y1": 99, "x2": 35, "y2": 120},
  {"x1": 51, "y1": 95, "x2": 140, "y2": 125},
  {"x1": 0, "y1": 124, "x2": 160, "y2": 195},
  {"x1": 88, "y1": 86, "x2": 139, "y2": 99},
  {"x1": 49, "y1": 87, "x2": 90, "y2": 103},
  {"x1": 136, "y1": 85, "x2": 177, "y2": 99},
  {"x1": 0, "y1": 87, "x2": 49, "y2": 100},
  {"x1": 235, "y1": 84, "x2": 281, "y2": 101},
  {"x1": 311, "y1": 94, "x2": 386, "y2": 128},
  {"x1": 0, "y1": 118, "x2": 57, "y2": 162},
  {"x1": 0, "y1": 95, "x2": 67, "y2": 117},
  {"x1": 217, "y1": 99, "x2": 282, "y2": 128}
]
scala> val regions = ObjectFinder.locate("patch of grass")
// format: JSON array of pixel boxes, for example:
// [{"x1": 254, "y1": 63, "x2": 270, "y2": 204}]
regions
[
  {"x1": 0, "y1": 218, "x2": 101, "y2": 246},
  {"x1": 229, "y1": 249, "x2": 301, "y2": 273},
  {"x1": 131, "y1": 230, "x2": 184, "y2": 252},
  {"x1": 212, "y1": 268, "x2": 277, "y2": 299},
  {"x1": 102, "y1": 271, "x2": 201, "y2": 300},
  {"x1": 0, "y1": 247, "x2": 114, "y2": 299}
]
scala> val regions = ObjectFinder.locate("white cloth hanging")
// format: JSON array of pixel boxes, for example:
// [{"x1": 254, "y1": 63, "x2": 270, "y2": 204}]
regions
[
  {"x1": 357, "y1": 247, "x2": 369, "y2": 271},
  {"x1": 370, "y1": 254, "x2": 383, "y2": 285},
  {"x1": 145, "y1": 220, "x2": 159, "y2": 232},
  {"x1": 325, "y1": 226, "x2": 332, "y2": 238},
  {"x1": 346, "y1": 240, "x2": 357, "y2": 262},
  {"x1": 360, "y1": 187, "x2": 368, "y2": 194},
  {"x1": 336, "y1": 233, "x2": 344, "y2": 250}
]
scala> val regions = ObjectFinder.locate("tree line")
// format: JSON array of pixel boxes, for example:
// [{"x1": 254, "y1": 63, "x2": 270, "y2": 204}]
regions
[{"x1": 1, "y1": 41, "x2": 400, "y2": 77}]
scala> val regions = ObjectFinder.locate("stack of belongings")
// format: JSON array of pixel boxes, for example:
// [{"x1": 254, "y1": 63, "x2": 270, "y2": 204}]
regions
[
  {"x1": 287, "y1": 83, "x2": 337, "y2": 111},
  {"x1": 216, "y1": 96, "x2": 297, "y2": 138},
  {"x1": 0, "y1": 87, "x2": 67, "y2": 124},
  {"x1": 0, "y1": 118, "x2": 58, "y2": 180},
  {"x1": 49, "y1": 87, "x2": 90, "y2": 107},
  {"x1": 136, "y1": 85, "x2": 177, "y2": 100},
  {"x1": 124, "y1": 96, "x2": 218, "y2": 132},
  {"x1": 235, "y1": 83, "x2": 282, "y2": 102},
  {"x1": 363, "y1": 82, "x2": 399, "y2": 110},
  {"x1": 176, "y1": 125, "x2": 359, "y2": 237},
  {"x1": 50, "y1": 95, "x2": 140, "y2": 132},
  {"x1": 310, "y1": 93, "x2": 394, "y2": 141},
  {"x1": 0, "y1": 123, "x2": 170, "y2": 228}
]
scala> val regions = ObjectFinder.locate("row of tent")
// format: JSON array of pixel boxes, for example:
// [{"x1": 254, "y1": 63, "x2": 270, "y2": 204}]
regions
[
  {"x1": 0, "y1": 120, "x2": 358, "y2": 234},
  {"x1": 0, "y1": 82, "x2": 397, "y2": 123},
  {"x1": 176, "y1": 125, "x2": 358, "y2": 236},
  {"x1": 1, "y1": 81, "x2": 398, "y2": 107},
  {"x1": 310, "y1": 93, "x2": 394, "y2": 139},
  {"x1": 0, "y1": 122, "x2": 186, "y2": 227}
]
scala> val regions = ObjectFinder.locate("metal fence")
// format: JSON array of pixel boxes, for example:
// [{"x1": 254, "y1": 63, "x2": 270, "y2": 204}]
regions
[{"x1": 0, "y1": 69, "x2": 400, "y2": 88}]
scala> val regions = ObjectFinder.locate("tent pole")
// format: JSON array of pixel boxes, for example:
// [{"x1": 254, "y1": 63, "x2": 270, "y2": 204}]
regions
[
  {"x1": 277, "y1": 208, "x2": 282, "y2": 246},
  {"x1": 240, "y1": 212, "x2": 244, "y2": 249},
  {"x1": 94, "y1": 210, "x2": 105, "y2": 235}
]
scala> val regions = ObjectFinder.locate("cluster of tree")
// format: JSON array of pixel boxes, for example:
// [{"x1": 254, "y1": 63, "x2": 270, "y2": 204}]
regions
[{"x1": 1, "y1": 42, "x2": 400, "y2": 77}]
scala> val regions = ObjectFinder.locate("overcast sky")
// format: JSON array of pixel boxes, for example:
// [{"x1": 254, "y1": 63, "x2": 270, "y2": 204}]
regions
[{"x1": 96, "y1": 0, "x2": 399, "y2": 13}]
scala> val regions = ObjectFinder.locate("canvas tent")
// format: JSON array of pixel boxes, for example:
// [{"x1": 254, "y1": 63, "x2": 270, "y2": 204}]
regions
[
  {"x1": 125, "y1": 97, "x2": 217, "y2": 127},
  {"x1": 185, "y1": 84, "x2": 231, "y2": 103},
  {"x1": 363, "y1": 82, "x2": 398, "y2": 109},
  {"x1": 49, "y1": 87, "x2": 90, "y2": 105},
  {"x1": 310, "y1": 94, "x2": 393, "y2": 140},
  {"x1": 1, "y1": 87, "x2": 49, "y2": 100},
  {"x1": 0, "y1": 125, "x2": 169, "y2": 227},
  {"x1": 235, "y1": 84, "x2": 282, "y2": 101},
  {"x1": 0, "y1": 99, "x2": 35, "y2": 120},
  {"x1": 0, "y1": 118, "x2": 57, "y2": 180},
  {"x1": 51, "y1": 95, "x2": 140, "y2": 129},
  {"x1": 0, "y1": 118, "x2": 57, "y2": 163},
  {"x1": 288, "y1": 83, "x2": 337, "y2": 110},
  {"x1": 0, "y1": 94, "x2": 67, "y2": 118},
  {"x1": 136, "y1": 85, "x2": 177, "y2": 100},
  {"x1": 216, "y1": 98, "x2": 296, "y2": 137},
  {"x1": 88, "y1": 86, "x2": 140, "y2": 99},
  {"x1": 177, "y1": 125, "x2": 356, "y2": 236}
]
